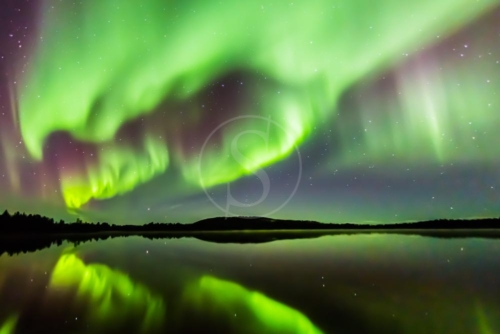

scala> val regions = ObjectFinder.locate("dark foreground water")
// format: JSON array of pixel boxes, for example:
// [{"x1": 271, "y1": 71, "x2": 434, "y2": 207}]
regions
[{"x1": 0, "y1": 233, "x2": 499, "y2": 333}]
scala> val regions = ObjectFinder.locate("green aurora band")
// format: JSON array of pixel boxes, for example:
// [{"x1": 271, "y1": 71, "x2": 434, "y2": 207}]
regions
[
  {"x1": 61, "y1": 135, "x2": 169, "y2": 209},
  {"x1": 17, "y1": 0, "x2": 497, "y2": 209},
  {"x1": 184, "y1": 275, "x2": 323, "y2": 334},
  {"x1": 333, "y1": 46, "x2": 500, "y2": 168},
  {"x1": 476, "y1": 304, "x2": 495, "y2": 334},
  {"x1": 0, "y1": 316, "x2": 17, "y2": 334},
  {"x1": 49, "y1": 253, "x2": 165, "y2": 332}
]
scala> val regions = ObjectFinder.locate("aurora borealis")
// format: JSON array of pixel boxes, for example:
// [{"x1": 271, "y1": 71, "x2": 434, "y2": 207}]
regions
[
  {"x1": 184, "y1": 276, "x2": 323, "y2": 334},
  {"x1": 50, "y1": 252, "x2": 165, "y2": 332},
  {"x1": 1, "y1": 233, "x2": 500, "y2": 333},
  {"x1": 1, "y1": 0, "x2": 500, "y2": 224}
]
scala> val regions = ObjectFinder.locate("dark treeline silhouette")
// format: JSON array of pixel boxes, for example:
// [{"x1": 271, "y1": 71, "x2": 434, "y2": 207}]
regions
[
  {"x1": 1, "y1": 210, "x2": 500, "y2": 234},
  {"x1": 0, "y1": 211, "x2": 500, "y2": 255},
  {"x1": 2, "y1": 230, "x2": 500, "y2": 257},
  {"x1": 0, "y1": 234, "x2": 191, "y2": 257}
]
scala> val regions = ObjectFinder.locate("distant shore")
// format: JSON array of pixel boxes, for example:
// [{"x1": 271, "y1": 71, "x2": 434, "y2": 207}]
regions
[
  {"x1": 1, "y1": 211, "x2": 500, "y2": 255},
  {"x1": 1, "y1": 211, "x2": 500, "y2": 236},
  {"x1": 2, "y1": 228, "x2": 500, "y2": 257}
]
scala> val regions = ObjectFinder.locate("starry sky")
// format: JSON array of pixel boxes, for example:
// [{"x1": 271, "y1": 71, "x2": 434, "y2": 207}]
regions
[{"x1": 0, "y1": 0, "x2": 499, "y2": 225}]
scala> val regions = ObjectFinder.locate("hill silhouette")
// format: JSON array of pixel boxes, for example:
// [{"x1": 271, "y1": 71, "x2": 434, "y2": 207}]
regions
[
  {"x1": 0, "y1": 210, "x2": 499, "y2": 256},
  {"x1": 1, "y1": 210, "x2": 500, "y2": 234}
]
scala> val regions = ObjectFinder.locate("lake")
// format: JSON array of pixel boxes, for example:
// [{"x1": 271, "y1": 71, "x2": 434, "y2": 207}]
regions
[{"x1": 0, "y1": 233, "x2": 499, "y2": 333}]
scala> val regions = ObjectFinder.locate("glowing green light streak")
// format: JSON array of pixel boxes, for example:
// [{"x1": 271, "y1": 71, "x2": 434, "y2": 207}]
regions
[
  {"x1": 185, "y1": 275, "x2": 323, "y2": 334},
  {"x1": 476, "y1": 304, "x2": 495, "y2": 334},
  {"x1": 0, "y1": 316, "x2": 17, "y2": 334},
  {"x1": 18, "y1": 0, "x2": 497, "y2": 206},
  {"x1": 335, "y1": 49, "x2": 500, "y2": 167},
  {"x1": 49, "y1": 253, "x2": 165, "y2": 332},
  {"x1": 61, "y1": 135, "x2": 169, "y2": 209}
]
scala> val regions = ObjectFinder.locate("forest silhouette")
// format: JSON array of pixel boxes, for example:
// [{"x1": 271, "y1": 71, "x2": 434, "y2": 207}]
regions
[{"x1": 1, "y1": 210, "x2": 499, "y2": 256}]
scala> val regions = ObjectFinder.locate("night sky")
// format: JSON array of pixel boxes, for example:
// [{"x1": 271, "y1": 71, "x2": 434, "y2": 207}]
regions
[{"x1": 0, "y1": 0, "x2": 499, "y2": 225}]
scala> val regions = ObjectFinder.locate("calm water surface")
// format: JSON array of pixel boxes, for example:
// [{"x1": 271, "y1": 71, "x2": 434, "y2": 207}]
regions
[{"x1": 0, "y1": 233, "x2": 499, "y2": 333}]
